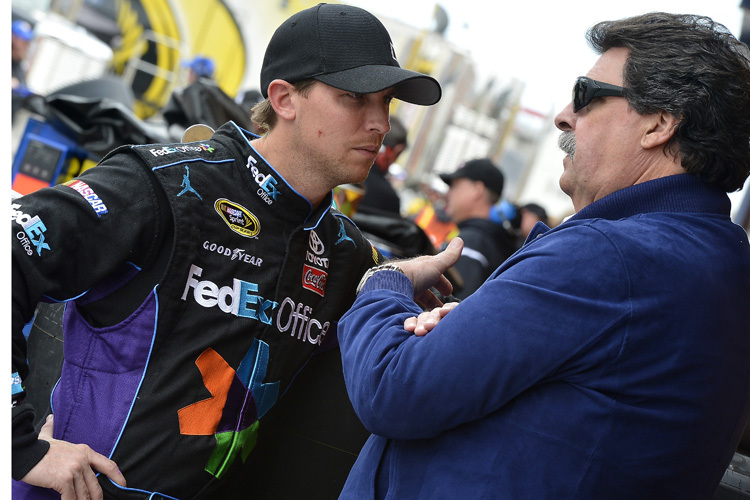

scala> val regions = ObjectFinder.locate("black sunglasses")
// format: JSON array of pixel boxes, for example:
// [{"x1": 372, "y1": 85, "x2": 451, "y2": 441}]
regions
[{"x1": 572, "y1": 76, "x2": 625, "y2": 112}]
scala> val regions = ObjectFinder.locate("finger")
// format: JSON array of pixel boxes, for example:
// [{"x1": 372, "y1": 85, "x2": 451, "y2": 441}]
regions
[
  {"x1": 439, "y1": 237, "x2": 463, "y2": 267},
  {"x1": 431, "y1": 274, "x2": 454, "y2": 297},
  {"x1": 439, "y1": 302, "x2": 459, "y2": 317},
  {"x1": 72, "y1": 466, "x2": 89, "y2": 500},
  {"x1": 82, "y1": 469, "x2": 104, "y2": 500},
  {"x1": 416, "y1": 289, "x2": 443, "y2": 310},
  {"x1": 404, "y1": 316, "x2": 417, "y2": 332},
  {"x1": 82, "y1": 463, "x2": 105, "y2": 500},
  {"x1": 89, "y1": 451, "x2": 127, "y2": 488},
  {"x1": 38, "y1": 414, "x2": 54, "y2": 440},
  {"x1": 58, "y1": 479, "x2": 76, "y2": 500}
]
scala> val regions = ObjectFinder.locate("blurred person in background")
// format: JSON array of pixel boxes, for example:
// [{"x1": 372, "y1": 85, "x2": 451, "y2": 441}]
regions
[
  {"x1": 184, "y1": 55, "x2": 215, "y2": 83},
  {"x1": 439, "y1": 158, "x2": 518, "y2": 298},
  {"x1": 357, "y1": 116, "x2": 408, "y2": 216},
  {"x1": 163, "y1": 54, "x2": 254, "y2": 140},
  {"x1": 518, "y1": 202, "x2": 550, "y2": 240},
  {"x1": 12, "y1": 19, "x2": 34, "y2": 122},
  {"x1": 337, "y1": 12, "x2": 750, "y2": 499}
]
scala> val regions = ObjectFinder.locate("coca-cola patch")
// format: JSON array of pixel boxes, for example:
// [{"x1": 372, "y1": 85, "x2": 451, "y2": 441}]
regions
[{"x1": 302, "y1": 264, "x2": 328, "y2": 297}]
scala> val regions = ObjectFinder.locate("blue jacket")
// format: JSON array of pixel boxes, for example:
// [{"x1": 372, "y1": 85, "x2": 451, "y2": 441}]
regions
[{"x1": 338, "y1": 174, "x2": 750, "y2": 499}]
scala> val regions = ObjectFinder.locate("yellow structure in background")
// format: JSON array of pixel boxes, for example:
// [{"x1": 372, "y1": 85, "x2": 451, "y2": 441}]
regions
[
  {"x1": 172, "y1": 0, "x2": 246, "y2": 96},
  {"x1": 107, "y1": 0, "x2": 247, "y2": 118}
]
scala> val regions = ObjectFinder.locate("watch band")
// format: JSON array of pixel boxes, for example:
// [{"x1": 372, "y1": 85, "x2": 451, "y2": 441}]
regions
[{"x1": 356, "y1": 263, "x2": 405, "y2": 294}]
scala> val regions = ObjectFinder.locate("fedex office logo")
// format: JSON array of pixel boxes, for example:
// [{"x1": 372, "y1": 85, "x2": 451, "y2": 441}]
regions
[
  {"x1": 182, "y1": 264, "x2": 277, "y2": 324},
  {"x1": 11, "y1": 203, "x2": 50, "y2": 256},
  {"x1": 246, "y1": 155, "x2": 279, "y2": 205},
  {"x1": 276, "y1": 297, "x2": 330, "y2": 345},
  {"x1": 149, "y1": 144, "x2": 214, "y2": 156}
]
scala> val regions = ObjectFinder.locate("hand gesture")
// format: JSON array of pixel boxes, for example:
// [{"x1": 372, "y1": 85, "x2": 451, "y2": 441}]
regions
[
  {"x1": 22, "y1": 415, "x2": 127, "y2": 499},
  {"x1": 404, "y1": 301, "x2": 460, "y2": 336},
  {"x1": 393, "y1": 237, "x2": 464, "y2": 309}
]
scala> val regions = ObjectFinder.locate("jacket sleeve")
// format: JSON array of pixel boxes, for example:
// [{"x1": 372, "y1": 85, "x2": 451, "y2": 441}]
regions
[
  {"x1": 451, "y1": 227, "x2": 491, "y2": 299},
  {"x1": 337, "y1": 224, "x2": 632, "y2": 439},
  {"x1": 11, "y1": 148, "x2": 166, "y2": 479}
]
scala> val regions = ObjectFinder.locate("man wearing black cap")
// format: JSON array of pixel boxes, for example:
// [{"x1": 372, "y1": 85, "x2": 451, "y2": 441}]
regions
[
  {"x1": 11, "y1": 4, "x2": 440, "y2": 499},
  {"x1": 439, "y1": 158, "x2": 518, "y2": 298}
]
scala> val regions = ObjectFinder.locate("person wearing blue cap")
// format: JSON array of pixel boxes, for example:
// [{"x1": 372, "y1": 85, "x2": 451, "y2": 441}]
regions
[
  {"x1": 184, "y1": 55, "x2": 215, "y2": 83},
  {"x1": 12, "y1": 19, "x2": 34, "y2": 120}
]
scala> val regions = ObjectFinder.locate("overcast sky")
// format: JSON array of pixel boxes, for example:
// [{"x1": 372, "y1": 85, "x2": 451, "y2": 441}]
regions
[{"x1": 348, "y1": 1, "x2": 745, "y2": 112}]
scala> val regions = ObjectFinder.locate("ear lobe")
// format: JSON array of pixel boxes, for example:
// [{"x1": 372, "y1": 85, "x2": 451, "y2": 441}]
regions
[
  {"x1": 642, "y1": 111, "x2": 678, "y2": 149},
  {"x1": 267, "y1": 79, "x2": 296, "y2": 121}
]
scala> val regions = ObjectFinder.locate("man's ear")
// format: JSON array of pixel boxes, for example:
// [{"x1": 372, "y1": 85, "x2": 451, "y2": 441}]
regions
[
  {"x1": 642, "y1": 110, "x2": 679, "y2": 149},
  {"x1": 267, "y1": 79, "x2": 296, "y2": 121}
]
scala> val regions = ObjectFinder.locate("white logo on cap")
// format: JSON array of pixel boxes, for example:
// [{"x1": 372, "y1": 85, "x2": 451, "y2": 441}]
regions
[{"x1": 390, "y1": 42, "x2": 397, "y2": 62}]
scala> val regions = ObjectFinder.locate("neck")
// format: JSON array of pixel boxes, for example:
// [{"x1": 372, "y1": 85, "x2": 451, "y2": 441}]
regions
[{"x1": 250, "y1": 133, "x2": 329, "y2": 208}]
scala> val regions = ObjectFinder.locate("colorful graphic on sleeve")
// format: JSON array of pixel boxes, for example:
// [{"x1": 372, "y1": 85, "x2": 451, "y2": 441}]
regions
[{"x1": 178, "y1": 339, "x2": 279, "y2": 478}]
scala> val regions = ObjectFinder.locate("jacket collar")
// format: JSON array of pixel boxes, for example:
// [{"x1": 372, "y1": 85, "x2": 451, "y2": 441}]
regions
[
  {"x1": 570, "y1": 174, "x2": 730, "y2": 222},
  {"x1": 525, "y1": 174, "x2": 731, "y2": 243}
]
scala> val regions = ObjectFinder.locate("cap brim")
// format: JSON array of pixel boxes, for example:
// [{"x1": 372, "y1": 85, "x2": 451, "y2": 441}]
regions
[
  {"x1": 439, "y1": 172, "x2": 456, "y2": 185},
  {"x1": 316, "y1": 65, "x2": 441, "y2": 106}
]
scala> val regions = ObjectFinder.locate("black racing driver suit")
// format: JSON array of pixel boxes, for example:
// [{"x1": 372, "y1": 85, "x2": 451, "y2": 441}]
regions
[{"x1": 11, "y1": 121, "x2": 381, "y2": 499}]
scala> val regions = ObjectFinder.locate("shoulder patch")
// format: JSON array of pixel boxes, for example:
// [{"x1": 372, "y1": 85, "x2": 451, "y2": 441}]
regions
[{"x1": 130, "y1": 140, "x2": 234, "y2": 169}]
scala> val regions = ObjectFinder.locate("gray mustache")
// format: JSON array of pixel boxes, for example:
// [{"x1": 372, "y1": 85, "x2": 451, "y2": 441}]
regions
[{"x1": 558, "y1": 132, "x2": 576, "y2": 157}]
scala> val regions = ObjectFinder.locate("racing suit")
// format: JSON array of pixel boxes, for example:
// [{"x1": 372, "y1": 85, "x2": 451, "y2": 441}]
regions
[{"x1": 11, "y1": 121, "x2": 380, "y2": 499}]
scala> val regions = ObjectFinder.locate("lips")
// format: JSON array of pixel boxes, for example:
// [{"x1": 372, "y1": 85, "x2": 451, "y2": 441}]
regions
[{"x1": 357, "y1": 144, "x2": 381, "y2": 154}]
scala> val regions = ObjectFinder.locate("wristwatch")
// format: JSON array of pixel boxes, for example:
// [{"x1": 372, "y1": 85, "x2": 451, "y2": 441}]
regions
[{"x1": 356, "y1": 263, "x2": 405, "y2": 294}]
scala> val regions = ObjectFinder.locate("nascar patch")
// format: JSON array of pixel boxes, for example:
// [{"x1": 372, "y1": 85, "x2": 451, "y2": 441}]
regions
[{"x1": 64, "y1": 179, "x2": 108, "y2": 216}]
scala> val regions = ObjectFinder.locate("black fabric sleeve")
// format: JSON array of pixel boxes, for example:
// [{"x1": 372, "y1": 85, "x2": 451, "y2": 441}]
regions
[
  {"x1": 11, "y1": 147, "x2": 167, "y2": 479},
  {"x1": 11, "y1": 405, "x2": 50, "y2": 480},
  {"x1": 451, "y1": 227, "x2": 491, "y2": 300}
]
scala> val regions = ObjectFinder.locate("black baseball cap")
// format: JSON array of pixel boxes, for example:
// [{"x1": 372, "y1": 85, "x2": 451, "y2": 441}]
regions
[
  {"x1": 260, "y1": 3, "x2": 441, "y2": 106},
  {"x1": 440, "y1": 159, "x2": 505, "y2": 196}
]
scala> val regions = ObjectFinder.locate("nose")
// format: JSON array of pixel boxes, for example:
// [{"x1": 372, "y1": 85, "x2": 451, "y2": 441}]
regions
[
  {"x1": 554, "y1": 102, "x2": 575, "y2": 132},
  {"x1": 370, "y1": 103, "x2": 391, "y2": 135}
]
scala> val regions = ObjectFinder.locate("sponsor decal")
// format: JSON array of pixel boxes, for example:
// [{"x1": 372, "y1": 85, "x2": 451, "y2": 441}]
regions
[
  {"x1": 178, "y1": 339, "x2": 279, "y2": 478},
  {"x1": 371, "y1": 244, "x2": 379, "y2": 265},
  {"x1": 202, "y1": 241, "x2": 262, "y2": 266},
  {"x1": 11, "y1": 203, "x2": 50, "y2": 256},
  {"x1": 302, "y1": 264, "x2": 327, "y2": 297},
  {"x1": 182, "y1": 265, "x2": 329, "y2": 346},
  {"x1": 177, "y1": 166, "x2": 203, "y2": 200},
  {"x1": 335, "y1": 219, "x2": 355, "y2": 246},
  {"x1": 64, "y1": 180, "x2": 108, "y2": 216},
  {"x1": 11, "y1": 372, "x2": 23, "y2": 397},
  {"x1": 306, "y1": 230, "x2": 328, "y2": 268},
  {"x1": 276, "y1": 297, "x2": 330, "y2": 345},
  {"x1": 182, "y1": 264, "x2": 277, "y2": 324},
  {"x1": 148, "y1": 144, "x2": 214, "y2": 156},
  {"x1": 214, "y1": 199, "x2": 260, "y2": 238},
  {"x1": 305, "y1": 251, "x2": 328, "y2": 269},
  {"x1": 246, "y1": 155, "x2": 279, "y2": 205},
  {"x1": 308, "y1": 230, "x2": 325, "y2": 255}
]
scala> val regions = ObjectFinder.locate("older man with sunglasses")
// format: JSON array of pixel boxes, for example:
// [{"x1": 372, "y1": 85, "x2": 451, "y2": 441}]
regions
[{"x1": 336, "y1": 12, "x2": 750, "y2": 500}]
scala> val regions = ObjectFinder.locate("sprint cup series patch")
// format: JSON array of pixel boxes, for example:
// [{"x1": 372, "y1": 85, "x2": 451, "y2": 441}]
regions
[{"x1": 214, "y1": 198, "x2": 261, "y2": 238}]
